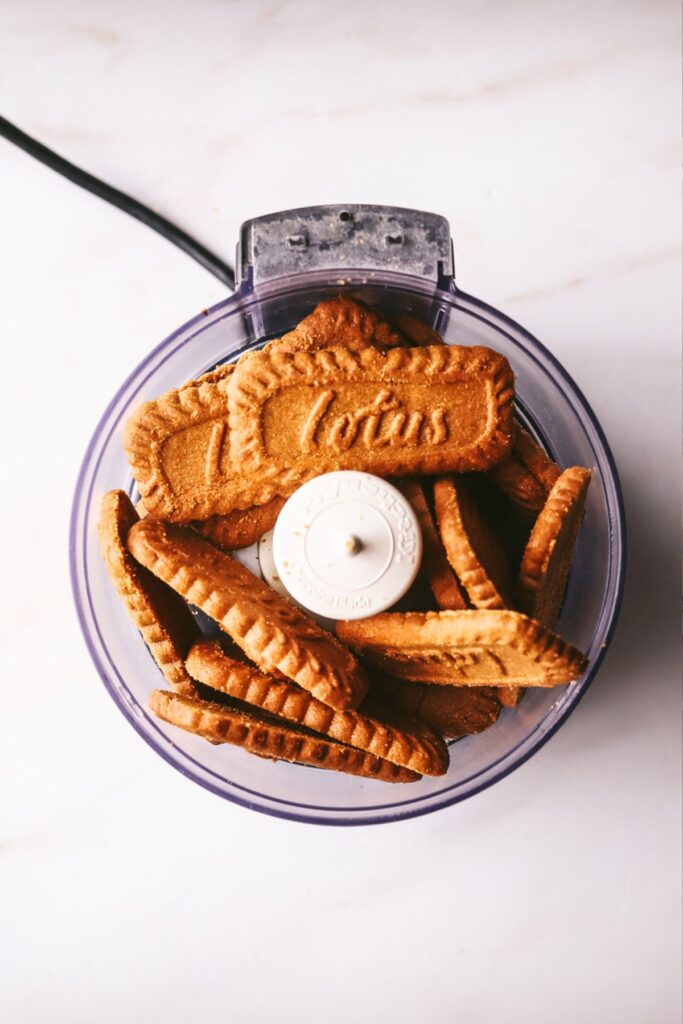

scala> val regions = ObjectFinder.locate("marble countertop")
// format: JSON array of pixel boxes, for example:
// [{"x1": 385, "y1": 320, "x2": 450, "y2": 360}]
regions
[{"x1": 1, "y1": 2, "x2": 680, "y2": 1021}]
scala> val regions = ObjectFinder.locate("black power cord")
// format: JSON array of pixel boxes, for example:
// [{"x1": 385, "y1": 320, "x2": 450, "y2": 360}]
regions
[{"x1": 0, "y1": 115, "x2": 235, "y2": 290}]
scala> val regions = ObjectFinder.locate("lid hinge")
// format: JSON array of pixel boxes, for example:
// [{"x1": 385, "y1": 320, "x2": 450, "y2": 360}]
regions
[{"x1": 237, "y1": 204, "x2": 454, "y2": 289}]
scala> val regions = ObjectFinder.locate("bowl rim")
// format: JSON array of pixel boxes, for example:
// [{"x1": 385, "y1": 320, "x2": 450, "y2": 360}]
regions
[{"x1": 70, "y1": 282, "x2": 627, "y2": 826}]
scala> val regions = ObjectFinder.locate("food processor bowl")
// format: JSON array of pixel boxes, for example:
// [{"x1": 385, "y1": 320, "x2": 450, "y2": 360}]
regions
[{"x1": 70, "y1": 206, "x2": 625, "y2": 825}]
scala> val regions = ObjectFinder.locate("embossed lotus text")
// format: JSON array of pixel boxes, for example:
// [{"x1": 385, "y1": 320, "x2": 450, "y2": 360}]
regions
[{"x1": 300, "y1": 388, "x2": 449, "y2": 452}]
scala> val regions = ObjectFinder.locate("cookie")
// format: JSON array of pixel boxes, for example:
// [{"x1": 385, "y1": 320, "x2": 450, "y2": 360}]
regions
[
  {"x1": 478, "y1": 474, "x2": 536, "y2": 577},
  {"x1": 515, "y1": 424, "x2": 562, "y2": 492},
  {"x1": 398, "y1": 479, "x2": 468, "y2": 610},
  {"x1": 227, "y1": 344, "x2": 515, "y2": 509},
  {"x1": 186, "y1": 639, "x2": 448, "y2": 775},
  {"x1": 336, "y1": 609, "x2": 588, "y2": 687},
  {"x1": 269, "y1": 296, "x2": 406, "y2": 355},
  {"x1": 516, "y1": 467, "x2": 591, "y2": 626},
  {"x1": 433, "y1": 475, "x2": 512, "y2": 609},
  {"x1": 150, "y1": 689, "x2": 419, "y2": 783},
  {"x1": 390, "y1": 311, "x2": 445, "y2": 347},
  {"x1": 498, "y1": 686, "x2": 522, "y2": 708},
  {"x1": 124, "y1": 368, "x2": 238, "y2": 522},
  {"x1": 124, "y1": 301, "x2": 401, "y2": 523},
  {"x1": 489, "y1": 424, "x2": 561, "y2": 515},
  {"x1": 421, "y1": 473, "x2": 526, "y2": 708},
  {"x1": 98, "y1": 490, "x2": 199, "y2": 694},
  {"x1": 193, "y1": 495, "x2": 285, "y2": 551},
  {"x1": 181, "y1": 362, "x2": 236, "y2": 388},
  {"x1": 374, "y1": 676, "x2": 502, "y2": 739},
  {"x1": 127, "y1": 518, "x2": 368, "y2": 710}
]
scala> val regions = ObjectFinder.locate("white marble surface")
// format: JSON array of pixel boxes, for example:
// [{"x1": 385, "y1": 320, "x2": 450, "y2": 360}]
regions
[{"x1": 1, "y1": 1, "x2": 681, "y2": 1021}]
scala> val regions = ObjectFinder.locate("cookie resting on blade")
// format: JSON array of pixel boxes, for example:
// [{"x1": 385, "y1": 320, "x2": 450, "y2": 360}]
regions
[
  {"x1": 336, "y1": 610, "x2": 588, "y2": 688},
  {"x1": 489, "y1": 424, "x2": 561, "y2": 515},
  {"x1": 97, "y1": 490, "x2": 199, "y2": 695},
  {"x1": 126, "y1": 518, "x2": 368, "y2": 710},
  {"x1": 516, "y1": 466, "x2": 591, "y2": 627},
  {"x1": 266, "y1": 296, "x2": 406, "y2": 355},
  {"x1": 149, "y1": 690, "x2": 419, "y2": 783},
  {"x1": 498, "y1": 686, "x2": 523, "y2": 708},
  {"x1": 181, "y1": 362, "x2": 236, "y2": 389},
  {"x1": 193, "y1": 495, "x2": 286, "y2": 551},
  {"x1": 373, "y1": 676, "x2": 502, "y2": 739},
  {"x1": 433, "y1": 475, "x2": 512, "y2": 609},
  {"x1": 226, "y1": 344, "x2": 515, "y2": 510},
  {"x1": 186, "y1": 639, "x2": 448, "y2": 775},
  {"x1": 389, "y1": 311, "x2": 445, "y2": 347},
  {"x1": 399, "y1": 479, "x2": 468, "y2": 610}
]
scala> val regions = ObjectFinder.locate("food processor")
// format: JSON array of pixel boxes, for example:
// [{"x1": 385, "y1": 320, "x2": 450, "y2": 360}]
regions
[{"x1": 70, "y1": 204, "x2": 626, "y2": 825}]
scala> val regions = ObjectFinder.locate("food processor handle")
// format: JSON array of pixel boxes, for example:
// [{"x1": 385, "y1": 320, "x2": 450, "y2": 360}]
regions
[{"x1": 236, "y1": 204, "x2": 455, "y2": 291}]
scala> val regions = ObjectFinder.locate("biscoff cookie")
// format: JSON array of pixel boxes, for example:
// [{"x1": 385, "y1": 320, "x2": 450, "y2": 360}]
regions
[
  {"x1": 181, "y1": 362, "x2": 236, "y2": 389},
  {"x1": 127, "y1": 518, "x2": 368, "y2": 710},
  {"x1": 374, "y1": 676, "x2": 502, "y2": 739},
  {"x1": 498, "y1": 686, "x2": 523, "y2": 708},
  {"x1": 124, "y1": 369, "x2": 237, "y2": 522},
  {"x1": 399, "y1": 479, "x2": 468, "y2": 610},
  {"x1": 227, "y1": 344, "x2": 515, "y2": 509},
  {"x1": 150, "y1": 689, "x2": 419, "y2": 782},
  {"x1": 180, "y1": 299, "x2": 393, "y2": 387},
  {"x1": 193, "y1": 495, "x2": 285, "y2": 551},
  {"x1": 124, "y1": 300, "x2": 406, "y2": 523},
  {"x1": 515, "y1": 424, "x2": 562, "y2": 492},
  {"x1": 433, "y1": 475, "x2": 512, "y2": 609},
  {"x1": 186, "y1": 639, "x2": 448, "y2": 775},
  {"x1": 98, "y1": 490, "x2": 199, "y2": 695},
  {"x1": 516, "y1": 466, "x2": 591, "y2": 627},
  {"x1": 390, "y1": 311, "x2": 445, "y2": 347},
  {"x1": 489, "y1": 424, "x2": 561, "y2": 515},
  {"x1": 268, "y1": 296, "x2": 406, "y2": 355},
  {"x1": 336, "y1": 609, "x2": 588, "y2": 687}
]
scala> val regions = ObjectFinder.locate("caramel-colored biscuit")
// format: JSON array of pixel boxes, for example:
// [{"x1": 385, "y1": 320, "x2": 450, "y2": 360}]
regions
[
  {"x1": 186, "y1": 639, "x2": 448, "y2": 775},
  {"x1": 445, "y1": 474, "x2": 523, "y2": 707},
  {"x1": 98, "y1": 490, "x2": 199, "y2": 694},
  {"x1": 433, "y1": 474, "x2": 521, "y2": 707},
  {"x1": 399, "y1": 479, "x2": 468, "y2": 610},
  {"x1": 516, "y1": 467, "x2": 591, "y2": 627},
  {"x1": 124, "y1": 369, "x2": 237, "y2": 521},
  {"x1": 498, "y1": 686, "x2": 522, "y2": 708},
  {"x1": 489, "y1": 424, "x2": 561, "y2": 515},
  {"x1": 433, "y1": 475, "x2": 511, "y2": 609},
  {"x1": 268, "y1": 296, "x2": 406, "y2": 355},
  {"x1": 479, "y1": 475, "x2": 535, "y2": 578},
  {"x1": 124, "y1": 301, "x2": 396, "y2": 523},
  {"x1": 150, "y1": 689, "x2": 418, "y2": 782},
  {"x1": 390, "y1": 311, "x2": 445, "y2": 347},
  {"x1": 127, "y1": 518, "x2": 368, "y2": 710},
  {"x1": 193, "y1": 495, "x2": 285, "y2": 551},
  {"x1": 227, "y1": 345, "x2": 515, "y2": 509},
  {"x1": 181, "y1": 362, "x2": 236, "y2": 389},
  {"x1": 336, "y1": 610, "x2": 588, "y2": 688},
  {"x1": 373, "y1": 676, "x2": 502, "y2": 739},
  {"x1": 515, "y1": 425, "x2": 562, "y2": 491}
]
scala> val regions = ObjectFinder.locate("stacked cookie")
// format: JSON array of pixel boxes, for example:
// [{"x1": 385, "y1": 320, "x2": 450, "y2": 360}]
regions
[{"x1": 99, "y1": 298, "x2": 591, "y2": 782}]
